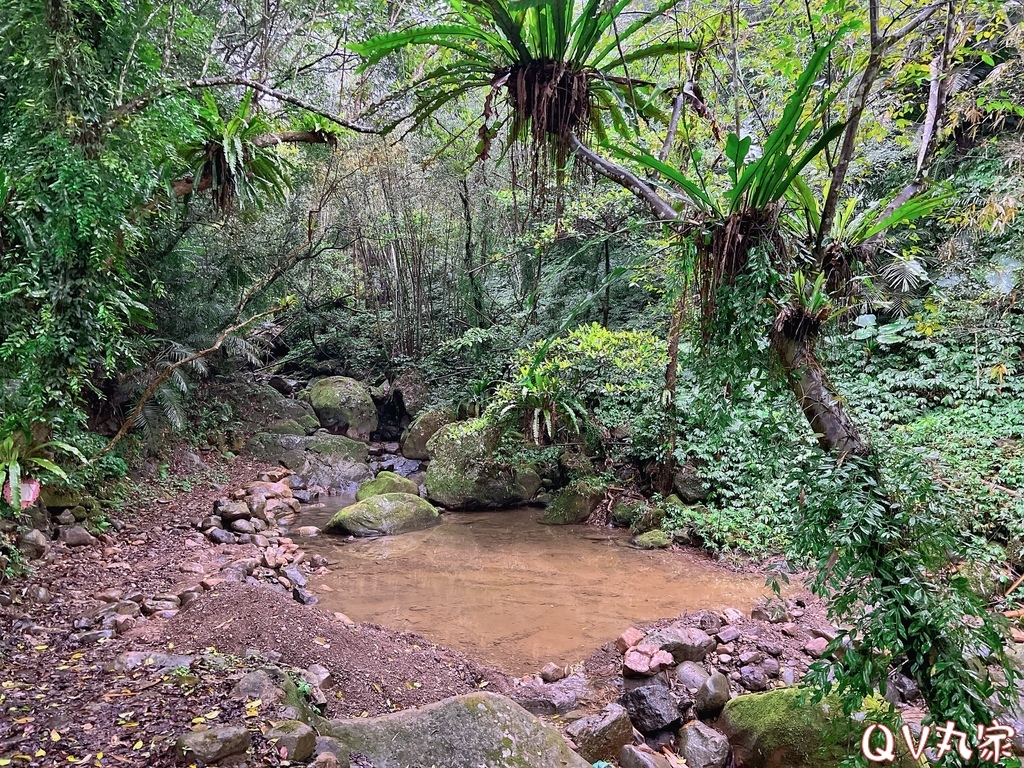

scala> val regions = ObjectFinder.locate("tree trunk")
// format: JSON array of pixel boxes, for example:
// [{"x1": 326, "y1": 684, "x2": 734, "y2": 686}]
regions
[{"x1": 770, "y1": 308, "x2": 868, "y2": 456}]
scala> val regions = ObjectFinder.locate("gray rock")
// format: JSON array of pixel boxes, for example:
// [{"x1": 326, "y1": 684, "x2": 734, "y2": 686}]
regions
[
  {"x1": 739, "y1": 665, "x2": 768, "y2": 692},
  {"x1": 217, "y1": 501, "x2": 251, "y2": 522},
  {"x1": 314, "y1": 735, "x2": 347, "y2": 759},
  {"x1": 174, "y1": 724, "x2": 251, "y2": 764},
  {"x1": 540, "y1": 662, "x2": 566, "y2": 683},
  {"x1": 229, "y1": 519, "x2": 255, "y2": 535},
  {"x1": 78, "y1": 629, "x2": 115, "y2": 644},
  {"x1": 322, "y1": 692, "x2": 590, "y2": 768},
  {"x1": 676, "y1": 661, "x2": 711, "y2": 692},
  {"x1": 677, "y1": 721, "x2": 729, "y2": 768},
  {"x1": 672, "y1": 463, "x2": 710, "y2": 503},
  {"x1": 26, "y1": 585, "x2": 50, "y2": 603},
  {"x1": 18, "y1": 529, "x2": 48, "y2": 560},
  {"x1": 246, "y1": 432, "x2": 372, "y2": 489},
  {"x1": 778, "y1": 667, "x2": 797, "y2": 686},
  {"x1": 231, "y1": 669, "x2": 288, "y2": 706},
  {"x1": 266, "y1": 720, "x2": 316, "y2": 761},
  {"x1": 695, "y1": 672, "x2": 731, "y2": 716},
  {"x1": 510, "y1": 673, "x2": 589, "y2": 715},
  {"x1": 324, "y1": 493, "x2": 440, "y2": 537},
  {"x1": 208, "y1": 528, "x2": 237, "y2": 545},
  {"x1": 618, "y1": 744, "x2": 673, "y2": 768},
  {"x1": 716, "y1": 625, "x2": 741, "y2": 644},
  {"x1": 804, "y1": 637, "x2": 829, "y2": 658},
  {"x1": 56, "y1": 509, "x2": 75, "y2": 526},
  {"x1": 283, "y1": 565, "x2": 307, "y2": 588},
  {"x1": 762, "y1": 658, "x2": 780, "y2": 677},
  {"x1": 645, "y1": 625, "x2": 716, "y2": 663},
  {"x1": 884, "y1": 672, "x2": 921, "y2": 704},
  {"x1": 621, "y1": 684, "x2": 681, "y2": 733},
  {"x1": 293, "y1": 586, "x2": 318, "y2": 605},
  {"x1": 59, "y1": 526, "x2": 96, "y2": 547},
  {"x1": 565, "y1": 703, "x2": 633, "y2": 762}
]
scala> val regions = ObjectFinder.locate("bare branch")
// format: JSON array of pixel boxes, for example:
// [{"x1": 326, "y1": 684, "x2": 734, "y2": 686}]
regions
[{"x1": 567, "y1": 134, "x2": 679, "y2": 222}]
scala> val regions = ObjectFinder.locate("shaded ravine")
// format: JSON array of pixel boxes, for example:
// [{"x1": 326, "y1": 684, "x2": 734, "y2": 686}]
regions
[{"x1": 295, "y1": 503, "x2": 774, "y2": 675}]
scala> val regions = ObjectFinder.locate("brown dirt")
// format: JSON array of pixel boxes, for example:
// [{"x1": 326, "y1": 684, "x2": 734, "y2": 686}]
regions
[{"x1": 0, "y1": 450, "x2": 508, "y2": 767}]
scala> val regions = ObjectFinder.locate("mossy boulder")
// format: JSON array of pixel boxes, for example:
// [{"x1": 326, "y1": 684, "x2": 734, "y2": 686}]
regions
[
  {"x1": 356, "y1": 471, "x2": 419, "y2": 501},
  {"x1": 424, "y1": 419, "x2": 542, "y2": 509},
  {"x1": 307, "y1": 376, "x2": 378, "y2": 441},
  {"x1": 325, "y1": 493, "x2": 440, "y2": 536},
  {"x1": 246, "y1": 431, "x2": 371, "y2": 489},
  {"x1": 267, "y1": 419, "x2": 308, "y2": 436},
  {"x1": 612, "y1": 501, "x2": 649, "y2": 527},
  {"x1": 719, "y1": 688, "x2": 917, "y2": 768},
  {"x1": 400, "y1": 409, "x2": 456, "y2": 460},
  {"x1": 633, "y1": 530, "x2": 671, "y2": 549},
  {"x1": 542, "y1": 479, "x2": 607, "y2": 524},
  {"x1": 322, "y1": 692, "x2": 590, "y2": 768}
]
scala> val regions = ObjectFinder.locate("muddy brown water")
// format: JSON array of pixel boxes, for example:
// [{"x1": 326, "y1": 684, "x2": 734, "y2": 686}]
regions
[{"x1": 295, "y1": 502, "x2": 774, "y2": 675}]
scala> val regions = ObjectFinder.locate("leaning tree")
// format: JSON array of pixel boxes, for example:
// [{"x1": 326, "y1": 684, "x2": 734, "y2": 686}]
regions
[{"x1": 354, "y1": 0, "x2": 1018, "y2": 732}]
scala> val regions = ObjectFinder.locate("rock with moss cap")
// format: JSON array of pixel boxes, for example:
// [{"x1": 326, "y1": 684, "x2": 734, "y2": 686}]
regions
[
  {"x1": 356, "y1": 471, "x2": 419, "y2": 501},
  {"x1": 400, "y1": 409, "x2": 456, "y2": 460},
  {"x1": 391, "y1": 367, "x2": 430, "y2": 418},
  {"x1": 325, "y1": 493, "x2": 440, "y2": 536},
  {"x1": 719, "y1": 688, "x2": 918, "y2": 768},
  {"x1": 322, "y1": 691, "x2": 590, "y2": 768},
  {"x1": 633, "y1": 530, "x2": 671, "y2": 549},
  {"x1": 424, "y1": 418, "x2": 541, "y2": 509},
  {"x1": 266, "y1": 419, "x2": 309, "y2": 436},
  {"x1": 542, "y1": 479, "x2": 607, "y2": 524},
  {"x1": 306, "y1": 376, "x2": 378, "y2": 441},
  {"x1": 246, "y1": 431, "x2": 371, "y2": 489}
]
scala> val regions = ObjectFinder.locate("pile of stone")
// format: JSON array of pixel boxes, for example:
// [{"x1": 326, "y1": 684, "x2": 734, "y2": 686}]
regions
[
  {"x1": 72, "y1": 582, "x2": 207, "y2": 644},
  {"x1": 198, "y1": 470, "x2": 314, "y2": 544}
]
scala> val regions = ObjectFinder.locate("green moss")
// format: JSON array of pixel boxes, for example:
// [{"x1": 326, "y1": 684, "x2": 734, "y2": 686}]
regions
[
  {"x1": 633, "y1": 529, "x2": 671, "y2": 548},
  {"x1": 325, "y1": 493, "x2": 440, "y2": 536},
  {"x1": 267, "y1": 419, "x2": 307, "y2": 435},
  {"x1": 542, "y1": 478, "x2": 607, "y2": 524},
  {"x1": 356, "y1": 471, "x2": 418, "y2": 500}
]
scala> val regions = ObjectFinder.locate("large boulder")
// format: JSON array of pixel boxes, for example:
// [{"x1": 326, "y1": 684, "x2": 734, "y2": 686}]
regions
[
  {"x1": 400, "y1": 409, "x2": 456, "y2": 460},
  {"x1": 541, "y1": 479, "x2": 606, "y2": 524},
  {"x1": 307, "y1": 376, "x2": 378, "y2": 440},
  {"x1": 357, "y1": 471, "x2": 419, "y2": 500},
  {"x1": 718, "y1": 688, "x2": 916, "y2": 768},
  {"x1": 424, "y1": 419, "x2": 541, "y2": 509},
  {"x1": 246, "y1": 432, "x2": 371, "y2": 489},
  {"x1": 392, "y1": 367, "x2": 430, "y2": 418},
  {"x1": 565, "y1": 703, "x2": 633, "y2": 762},
  {"x1": 672, "y1": 462, "x2": 711, "y2": 503},
  {"x1": 324, "y1": 493, "x2": 440, "y2": 536},
  {"x1": 322, "y1": 692, "x2": 589, "y2": 768}
]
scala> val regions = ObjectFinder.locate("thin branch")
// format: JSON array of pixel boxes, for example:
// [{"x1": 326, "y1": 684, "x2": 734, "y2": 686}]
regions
[
  {"x1": 567, "y1": 134, "x2": 679, "y2": 222},
  {"x1": 90, "y1": 304, "x2": 289, "y2": 461},
  {"x1": 107, "y1": 76, "x2": 377, "y2": 133}
]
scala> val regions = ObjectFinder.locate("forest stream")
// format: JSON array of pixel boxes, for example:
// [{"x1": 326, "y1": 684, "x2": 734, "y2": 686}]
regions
[{"x1": 295, "y1": 503, "x2": 773, "y2": 674}]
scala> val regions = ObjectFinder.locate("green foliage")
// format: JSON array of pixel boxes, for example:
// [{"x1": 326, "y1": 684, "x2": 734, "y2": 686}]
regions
[
  {"x1": 0, "y1": 431, "x2": 83, "y2": 509},
  {"x1": 789, "y1": 446, "x2": 1018, "y2": 733}
]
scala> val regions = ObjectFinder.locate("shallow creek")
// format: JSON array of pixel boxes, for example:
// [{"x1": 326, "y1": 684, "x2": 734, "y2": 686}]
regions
[{"x1": 295, "y1": 502, "x2": 773, "y2": 675}]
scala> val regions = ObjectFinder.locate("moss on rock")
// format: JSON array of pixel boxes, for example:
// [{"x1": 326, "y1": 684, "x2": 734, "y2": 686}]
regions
[
  {"x1": 325, "y1": 493, "x2": 440, "y2": 536},
  {"x1": 356, "y1": 471, "x2": 419, "y2": 501},
  {"x1": 542, "y1": 479, "x2": 607, "y2": 524},
  {"x1": 633, "y1": 530, "x2": 671, "y2": 549},
  {"x1": 307, "y1": 376, "x2": 378, "y2": 440},
  {"x1": 400, "y1": 409, "x2": 456, "y2": 460},
  {"x1": 424, "y1": 419, "x2": 541, "y2": 509}
]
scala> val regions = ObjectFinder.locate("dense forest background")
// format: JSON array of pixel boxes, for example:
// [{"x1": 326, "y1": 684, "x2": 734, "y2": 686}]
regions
[{"x1": 3, "y1": 0, "x2": 1024, "y2": 746}]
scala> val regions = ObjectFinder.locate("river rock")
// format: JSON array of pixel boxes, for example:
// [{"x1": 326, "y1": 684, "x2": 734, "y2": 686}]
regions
[
  {"x1": 739, "y1": 665, "x2": 768, "y2": 692},
  {"x1": 623, "y1": 644, "x2": 674, "y2": 677},
  {"x1": 695, "y1": 672, "x2": 731, "y2": 716},
  {"x1": 618, "y1": 744, "x2": 673, "y2": 768},
  {"x1": 424, "y1": 418, "x2": 541, "y2": 508},
  {"x1": 621, "y1": 684, "x2": 681, "y2": 733},
  {"x1": 356, "y1": 471, "x2": 419, "y2": 500},
  {"x1": 540, "y1": 662, "x2": 566, "y2": 682},
  {"x1": 246, "y1": 432, "x2": 372, "y2": 489},
  {"x1": 542, "y1": 479, "x2": 606, "y2": 524},
  {"x1": 400, "y1": 409, "x2": 456, "y2": 460},
  {"x1": 322, "y1": 692, "x2": 590, "y2": 768},
  {"x1": 616, "y1": 627, "x2": 646, "y2": 653},
  {"x1": 267, "y1": 418, "x2": 310, "y2": 436},
  {"x1": 17, "y1": 529, "x2": 48, "y2": 560},
  {"x1": 645, "y1": 625, "x2": 716, "y2": 663},
  {"x1": 804, "y1": 637, "x2": 829, "y2": 658},
  {"x1": 58, "y1": 525, "x2": 96, "y2": 547},
  {"x1": 325, "y1": 493, "x2": 440, "y2": 536},
  {"x1": 676, "y1": 661, "x2": 711, "y2": 692},
  {"x1": 266, "y1": 720, "x2": 316, "y2": 761},
  {"x1": 510, "y1": 673, "x2": 589, "y2": 715},
  {"x1": 718, "y1": 687, "x2": 918, "y2": 768},
  {"x1": 208, "y1": 528, "x2": 237, "y2": 545},
  {"x1": 678, "y1": 721, "x2": 729, "y2": 768},
  {"x1": 633, "y1": 530, "x2": 671, "y2": 549},
  {"x1": 174, "y1": 724, "x2": 251, "y2": 764},
  {"x1": 565, "y1": 703, "x2": 633, "y2": 762},
  {"x1": 716, "y1": 625, "x2": 741, "y2": 644},
  {"x1": 306, "y1": 376, "x2": 378, "y2": 440}
]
